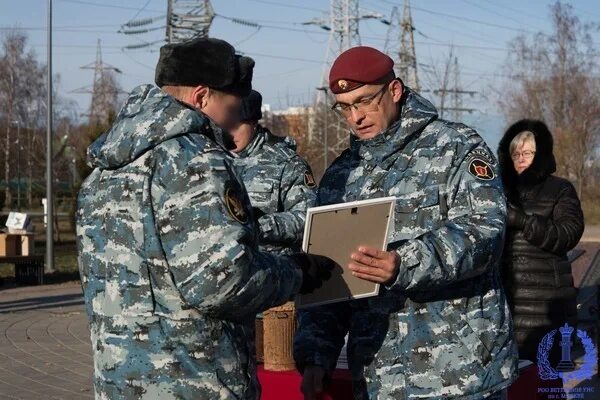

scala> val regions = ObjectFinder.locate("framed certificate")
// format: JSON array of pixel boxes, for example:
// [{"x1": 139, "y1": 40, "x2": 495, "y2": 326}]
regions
[{"x1": 296, "y1": 197, "x2": 395, "y2": 309}]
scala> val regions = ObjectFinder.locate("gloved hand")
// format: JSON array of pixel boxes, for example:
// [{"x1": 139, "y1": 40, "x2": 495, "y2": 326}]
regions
[
  {"x1": 300, "y1": 365, "x2": 327, "y2": 400},
  {"x1": 507, "y1": 205, "x2": 528, "y2": 230},
  {"x1": 289, "y1": 253, "x2": 335, "y2": 295},
  {"x1": 252, "y1": 207, "x2": 265, "y2": 221}
]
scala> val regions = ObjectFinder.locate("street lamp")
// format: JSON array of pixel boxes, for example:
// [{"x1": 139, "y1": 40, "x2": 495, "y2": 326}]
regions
[
  {"x1": 10, "y1": 120, "x2": 21, "y2": 211},
  {"x1": 46, "y1": 0, "x2": 54, "y2": 273}
]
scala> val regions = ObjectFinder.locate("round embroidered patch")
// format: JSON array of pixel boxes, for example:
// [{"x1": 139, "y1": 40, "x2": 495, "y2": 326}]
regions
[{"x1": 468, "y1": 158, "x2": 495, "y2": 180}]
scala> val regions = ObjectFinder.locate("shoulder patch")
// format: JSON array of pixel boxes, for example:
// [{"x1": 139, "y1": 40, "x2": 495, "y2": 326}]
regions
[
  {"x1": 304, "y1": 171, "x2": 316, "y2": 188},
  {"x1": 468, "y1": 158, "x2": 495, "y2": 180},
  {"x1": 224, "y1": 183, "x2": 249, "y2": 224},
  {"x1": 467, "y1": 148, "x2": 495, "y2": 165}
]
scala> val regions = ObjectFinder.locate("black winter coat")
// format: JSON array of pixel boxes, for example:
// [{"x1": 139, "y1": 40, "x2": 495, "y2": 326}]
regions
[{"x1": 498, "y1": 120, "x2": 584, "y2": 362}]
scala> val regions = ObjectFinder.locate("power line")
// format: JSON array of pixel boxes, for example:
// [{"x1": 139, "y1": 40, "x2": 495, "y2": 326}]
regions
[
  {"x1": 121, "y1": 51, "x2": 155, "y2": 71},
  {"x1": 381, "y1": 0, "x2": 538, "y2": 34},
  {"x1": 213, "y1": 13, "x2": 513, "y2": 53},
  {"x1": 128, "y1": 0, "x2": 153, "y2": 22},
  {"x1": 30, "y1": 43, "x2": 124, "y2": 48},
  {"x1": 234, "y1": 27, "x2": 262, "y2": 46},
  {"x1": 253, "y1": 66, "x2": 319, "y2": 80},
  {"x1": 459, "y1": 0, "x2": 546, "y2": 32},
  {"x1": 414, "y1": 18, "x2": 507, "y2": 50},
  {"x1": 27, "y1": 37, "x2": 511, "y2": 55},
  {"x1": 238, "y1": 51, "x2": 322, "y2": 64},
  {"x1": 480, "y1": 0, "x2": 548, "y2": 22},
  {"x1": 246, "y1": 0, "x2": 326, "y2": 13},
  {"x1": 0, "y1": 23, "x2": 122, "y2": 29},
  {"x1": 56, "y1": 0, "x2": 164, "y2": 13},
  {"x1": 214, "y1": 14, "x2": 326, "y2": 35},
  {"x1": 0, "y1": 25, "x2": 122, "y2": 33}
]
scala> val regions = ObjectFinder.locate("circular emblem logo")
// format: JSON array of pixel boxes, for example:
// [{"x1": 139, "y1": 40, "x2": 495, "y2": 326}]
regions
[
  {"x1": 468, "y1": 158, "x2": 495, "y2": 180},
  {"x1": 338, "y1": 79, "x2": 348, "y2": 90},
  {"x1": 224, "y1": 186, "x2": 248, "y2": 224},
  {"x1": 537, "y1": 324, "x2": 597, "y2": 383}
]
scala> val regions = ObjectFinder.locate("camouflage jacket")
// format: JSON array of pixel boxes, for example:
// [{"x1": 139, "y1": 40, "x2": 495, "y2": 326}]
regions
[
  {"x1": 232, "y1": 126, "x2": 316, "y2": 254},
  {"x1": 76, "y1": 84, "x2": 302, "y2": 400},
  {"x1": 294, "y1": 90, "x2": 518, "y2": 400}
]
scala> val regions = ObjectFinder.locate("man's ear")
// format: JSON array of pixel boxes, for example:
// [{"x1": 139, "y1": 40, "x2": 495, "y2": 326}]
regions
[
  {"x1": 390, "y1": 79, "x2": 403, "y2": 103},
  {"x1": 191, "y1": 85, "x2": 210, "y2": 109}
]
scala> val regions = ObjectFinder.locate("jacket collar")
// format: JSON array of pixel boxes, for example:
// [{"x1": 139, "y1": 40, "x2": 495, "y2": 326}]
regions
[
  {"x1": 87, "y1": 84, "x2": 234, "y2": 169},
  {"x1": 349, "y1": 88, "x2": 438, "y2": 165},
  {"x1": 237, "y1": 126, "x2": 266, "y2": 158}
]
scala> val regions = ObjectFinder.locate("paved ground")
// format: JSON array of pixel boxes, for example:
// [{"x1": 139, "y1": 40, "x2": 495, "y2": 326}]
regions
[
  {"x1": 0, "y1": 243, "x2": 598, "y2": 399},
  {"x1": 0, "y1": 282, "x2": 92, "y2": 399}
]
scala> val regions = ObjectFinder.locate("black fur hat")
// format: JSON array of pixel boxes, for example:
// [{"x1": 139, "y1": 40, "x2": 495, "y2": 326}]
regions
[
  {"x1": 497, "y1": 119, "x2": 557, "y2": 199},
  {"x1": 239, "y1": 90, "x2": 263, "y2": 122},
  {"x1": 155, "y1": 37, "x2": 254, "y2": 96}
]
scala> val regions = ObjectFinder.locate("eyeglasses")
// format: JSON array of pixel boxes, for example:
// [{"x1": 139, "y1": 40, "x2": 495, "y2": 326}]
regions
[
  {"x1": 511, "y1": 150, "x2": 536, "y2": 160},
  {"x1": 331, "y1": 84, "x2": 388, "y2": 116}
]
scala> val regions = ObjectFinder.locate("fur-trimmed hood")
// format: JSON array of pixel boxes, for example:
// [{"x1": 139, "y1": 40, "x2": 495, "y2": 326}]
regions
[{"x1": 498, "y1": 119, "x2": 556, "y2": 197}]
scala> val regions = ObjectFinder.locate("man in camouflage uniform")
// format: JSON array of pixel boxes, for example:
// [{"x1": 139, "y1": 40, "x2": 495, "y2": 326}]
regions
[
  {"x1": 230, "y1": 90, "x2": 316, "y2": 254},
  {"x1": 294, "y1": 46, "x2": 518, "y2": 399},
  {"x1": 76, "y1": 38, "x2": 332, "y2": 399}
]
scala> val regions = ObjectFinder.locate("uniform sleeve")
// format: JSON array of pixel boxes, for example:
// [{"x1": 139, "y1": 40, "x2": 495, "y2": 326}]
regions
[
  {"x1": 294, "y1": 301, "x2": 351, "y2": 375},
  {"x1": 522, "y1": 181, "x2": 584, "y2": 254},
  {"x1": 387, "y1": 138, "x2": 506, "y2": 292},
  {"x1": 151, "y1": 146, "x2": 303, "y2": 321},
  {"x1": 258, "y1": 156, "x2": 317, "y2": 245}
]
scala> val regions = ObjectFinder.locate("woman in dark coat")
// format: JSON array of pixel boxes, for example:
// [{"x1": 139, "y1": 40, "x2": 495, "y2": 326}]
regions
[{"x1": 498, "y1": 119, "x2": 584, "y2": 362}]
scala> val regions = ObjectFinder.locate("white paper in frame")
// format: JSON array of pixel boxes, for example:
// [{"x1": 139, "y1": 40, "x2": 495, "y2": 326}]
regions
[{"x1": 296, "y1": 196, "x2": 396, "y2": 309}]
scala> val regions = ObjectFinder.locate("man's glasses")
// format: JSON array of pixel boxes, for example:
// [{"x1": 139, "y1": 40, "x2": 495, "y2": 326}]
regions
[
  {"x1": 511, "y1": 150, "x2": 536, "y2": 160},
  {"x1": 331, "y1": 84, "x2": 388, "y2": 116}
]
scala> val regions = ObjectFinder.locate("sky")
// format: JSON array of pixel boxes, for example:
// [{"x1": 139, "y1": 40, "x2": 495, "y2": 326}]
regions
[{"x1": 0, "y1": 0, "x2": 599, "y2": 150}]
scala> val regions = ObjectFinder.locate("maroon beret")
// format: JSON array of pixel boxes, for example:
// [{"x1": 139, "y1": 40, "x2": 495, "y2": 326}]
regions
[{"x1": 329, "y1": 46, "x2": 395, "y2": 94}]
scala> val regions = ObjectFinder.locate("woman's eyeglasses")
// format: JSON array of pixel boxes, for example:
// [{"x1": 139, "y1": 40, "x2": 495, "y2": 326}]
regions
[{"x1": 511, "y1": 150, "x2": 536, "y2": 160}]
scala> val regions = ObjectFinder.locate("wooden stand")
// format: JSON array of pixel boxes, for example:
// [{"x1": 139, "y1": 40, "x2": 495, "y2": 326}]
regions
[{"x1": 0, "y1": 233, "x2": 35, "y2": 256}]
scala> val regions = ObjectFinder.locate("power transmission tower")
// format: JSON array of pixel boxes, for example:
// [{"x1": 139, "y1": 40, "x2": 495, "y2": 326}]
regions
[
  {"x1": 383, "y1": 6, "x2": 400, "y2": 60},
  {"x1": 448, "y1": 56, "x2": 476, "y2": 120},
  {"x1": 429, "y1": 48, "x2": 476, "y2": 120},
  {"x1": 73, "y1": 39, "x2": 123, "y2": 125},
  {"x1": 120, "y1": 1, "x2": 214, "y2": 51},
  {"x1": 398, "y1": 0, "x2": 419, "y2": 91},
  {"x1": 166, "y1": 0, "x2": 214, "y2": 43},
  {"x1": 303, "y1": 1, "x2": 383, "y2": 175},
  {"x1": 384, "y1": 2, "x2": 420, "y2": 91},
  {"x1": 306, "y1": 1, "x2": 382, "y2": 105}
]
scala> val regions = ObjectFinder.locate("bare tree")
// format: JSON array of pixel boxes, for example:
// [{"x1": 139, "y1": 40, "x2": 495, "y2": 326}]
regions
[
  {"x1": 500, "y1": 2, "x2": 600, "y2": 200},
  {"x1": 0, "y1": 30, "x2": 47, "y2": 210},
  {"x1": 0, "y1": 30, "x2": 83, "y2": 211}
]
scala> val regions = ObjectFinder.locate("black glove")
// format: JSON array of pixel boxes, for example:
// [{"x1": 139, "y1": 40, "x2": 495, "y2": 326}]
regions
[
  {"x1": 252, "y1": 207, "x2": 265, "y2": 222},
  {"x1": 290, "y1": 253, "x2": 336, "y2": 295},
  {"x1": 507, "y1": 205, "x2": 528, "y2": 230}
]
